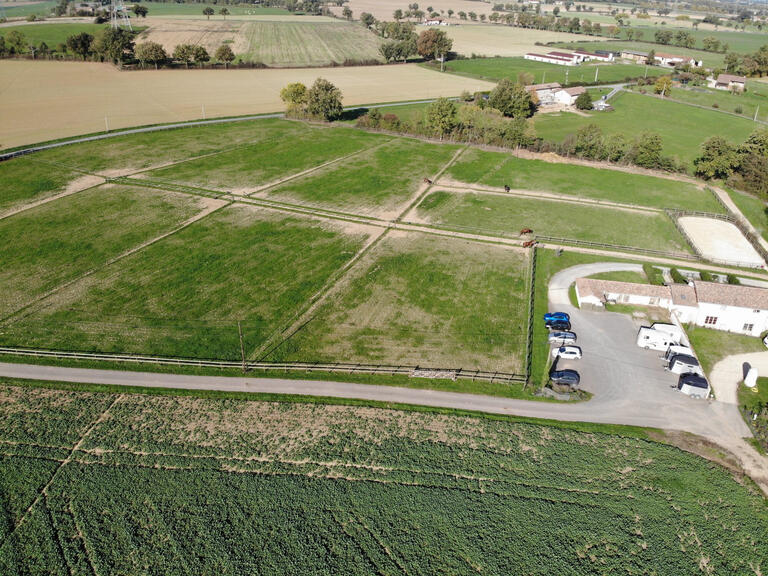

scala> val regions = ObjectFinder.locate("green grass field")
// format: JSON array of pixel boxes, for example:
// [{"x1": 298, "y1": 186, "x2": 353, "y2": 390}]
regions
[
  {"x1": 0, "y1": 0, "x2": 56, "y2": 18},
  {"x1": 622, "y1": 25, "x2": 768, "y2": 54},
  {"x1": 269, "y1": 232, "x2": 529, "y2": 373},
  {"x1": 554, "y1": 40, "x2": 726, "y2": 67},
  {"x1": 266, "y1": 137, "x2": 461, "y2": 218},
  {"x1": 5, "y1": 383, "x2": 768, "y2": 574},
  {"x1": 0, "y1": 185, "x2": 203, "y2": 318},
  {"x1": 0, "y1": 22, "x2": 109, "y2": 46},
  {"x1": 685, "y1": 325, "x2": 766, "y2": 376},
  {"x1": 143, "y1": 125, "x2": 386, "y2": 191},
  {"x1": 729, "y1": 188, "x2": 768, "y2": 242},
  {"x1": 1, "y1": 206, "x2": 372, "y2": 359},
  {"x1": 629, "y1": 82, "x2": 768, "y2": 123},
  {"x1": 416, "y1": 190, "x2": 691, "y2": 253},
  {"x1": 143, "y1": 1, "x2": 288, "y2": 15},
  {"x1": 588, "y1": 269, "x2": 648, "y2": 283},
  {"x1": 534, "y1": 90, "x2": 757, "y2": 166},
  {"x1": 0, "y1": 154, "x2": 83, "y2": 213},
  {"x1": 446, "y1": 148, "x2": 722, "y2": 212},
  {"x1": 442, "y1": 56, "x2": 667, "y2": 85},
  {"x1": 238, "y1": 21, "x2": 382, "y2": 66},
  {"x1": 1, "y1": 384, "x2": 766, "y2": 574}
]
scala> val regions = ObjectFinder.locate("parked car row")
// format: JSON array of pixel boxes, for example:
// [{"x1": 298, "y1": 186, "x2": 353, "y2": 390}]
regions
[
  {"x1": 636, "y1": 323, "x2": 710, "y2": 399},
  {"x1": 544, "y1": 312, "x2": 581, "y2": 389}
]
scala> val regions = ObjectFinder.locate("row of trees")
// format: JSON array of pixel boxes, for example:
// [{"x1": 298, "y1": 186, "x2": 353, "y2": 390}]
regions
[
  {"x1": 280, "y1": 78, "x2": 344, "y2": 121},
  {"x1": 372, "y1": 24, "x2": 453, "y2": 69},
  {"x1": 695, "y1": 130, "x2": 768, "y2": 195},
  {"x1": 721, "y1": 45, "x2": 768, "y2": 77}
]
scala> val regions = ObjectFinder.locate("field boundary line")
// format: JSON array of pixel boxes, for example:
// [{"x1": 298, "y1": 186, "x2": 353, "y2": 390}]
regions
[
  {"x1": 0, "y1": 178, "x2": 106, "y2": 221},
  {"x1": 0, "y1": 395, "x2": 121, "y2": 552},
  {"x1": 0, "y1": 198, "x2": 230, "y2": 325},
  {"x1": 245, "y1": 138, "x2": 395, "y2": 196}
]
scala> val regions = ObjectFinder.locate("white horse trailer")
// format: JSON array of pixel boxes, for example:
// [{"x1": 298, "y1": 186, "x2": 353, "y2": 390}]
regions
[
  {"x1": 636, "y1": 327, "x2": 683, "y2": 351},
  {"x1": 677, "y1": 374, "x2": 710, "y2": 399},
  {"x1": 667, "y1": 354, "x2": 704, "y2": 376}
]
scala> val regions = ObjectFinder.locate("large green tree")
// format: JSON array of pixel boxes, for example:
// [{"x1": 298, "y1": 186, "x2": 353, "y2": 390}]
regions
[
  {"x1": 416, "y1": 28, "x2": 452, "y2": 70},
  {"x1": 425, "y1": 97, "x2": 457, "y2": 139},
  {"x1": 173, "y1": 43, "x2": 196, "y2": 68},
  {"x1": 66, "y1": 32, "x2": 93, "y2": 60},
  {"x1": 215, "y1": 44, "x2": 235, "y2": 68},
  {"x1": 134, "y1": 41, "x2": 167, "y2": 69},
  {"x1": 488, "y1": 78, "x2": 536, "y2": 119},
  {"x1": 306, "y1": 78, "x2": 343, "y2": 121},
  {"x1": 94, "y1": 28, "x2": 134, "y2": 64},
  {"x1": 632, "y1": 132, "x2": 665, "y2": 169},
  {"x1": 203, "y1": 7, "x2": 214, "y2": 19},
  {"x1": 280, "y1": 82, "x2": 308, "y2": 114},
  {"x1": 694, "y1": 137, "x2": 739, "y2": 180}
]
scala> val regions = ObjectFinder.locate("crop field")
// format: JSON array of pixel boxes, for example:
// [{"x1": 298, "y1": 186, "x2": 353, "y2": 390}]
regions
[
  {"x1": 1, "y1": 206, "x2": 375, "y2": 359},
  {"x1": 140, "y1": 19, "x2": 383, "y2": 66},
  {"x1": 413, "y1": 190, "x2": 692, "y2": 253},
  {"x1": 0, "y1": 184, "x2": 205, "y2": 318},
  {"x1": 141, "y1": 1, "x2": 289, "y2": 16},
  {"x1": 445, "y1": 148, "x2": 723, "y2": 212},
  {"x1": 0, "y1": 22, "x2": 109, "y2": 46},
  {"x1": 268, "y1": 232, "x2": 529, "y2": 372},
  {"x1": 442, "y1": 56, "x2": 667, "y2": 85},
  {"x1": 534, "y1": 91, "x2": 757, "y2": 166},
  {"x1": 264, "y1": 137, "x2": 461, "y2": 218},
  {"x1": 1, "y1": 384, "x2": 766, "y2": 574},
  {"x1": 0, "y1": 60, "x2": 494, "y2": 149},
  {"x1": 0, "y1": 0, "x2": 56, "y2": 18}
]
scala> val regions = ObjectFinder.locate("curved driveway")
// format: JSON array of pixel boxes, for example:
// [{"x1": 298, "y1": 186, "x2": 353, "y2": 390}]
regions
[{"x1": 0, "y1": 262, "x2": 766, "y2": 492}]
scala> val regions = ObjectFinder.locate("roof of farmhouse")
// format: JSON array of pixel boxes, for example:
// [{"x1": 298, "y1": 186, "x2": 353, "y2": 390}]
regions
[
  {"x1": 693, "y1": 281, "x2": 768, "y2": 309},
  {"x1": 621, "y1": 49, "x2": 648, "y2": 57},
  {"x1": 526, "y1": 82, "x2": 562, "y2": 91},
  {"x1": 563, "y1": 86, "x2": 586, "y2": 96},
  {"x1": 717, "y1": 73, "x2": 747, "y2": 84}
]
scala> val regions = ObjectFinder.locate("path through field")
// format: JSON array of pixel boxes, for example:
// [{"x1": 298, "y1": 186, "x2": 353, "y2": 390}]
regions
[{"x1": 0, "y1": 60, "x2": 494, "y2": 149}]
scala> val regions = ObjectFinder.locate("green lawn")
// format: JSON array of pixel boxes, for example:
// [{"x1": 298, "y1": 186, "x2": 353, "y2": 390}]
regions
[
  {"x1": 728, "y1": 188, "x2": 768, "y2": 242},
  {"x1": 534, "y1": 90, "x2": 757, "y2": 167},
  {"x1": 0, "y1": 0, "x2": 56, "y2": 18},
  {"x1": 1, "y1": 206, "x2": 371, "y2": 359},
  {"x1": 442, "y1": 56, "x2": 667, "y2": 85},
  {"x1": 0, "y1": 22, "x2": 108, "y2": 47},
  {"x1": 553, "y1": 40, "x2": 726, "y2": 67},
  {"x1": 0, "y1": 185, "x2": 203, "y2": 318},
  {"x1": 266, "y1": 138, "x2": 461, "y2": 217},
  {"x1": 268, "y1": 232, "x2": 529, "y2": 374},
  {"x1": 588, "y1": 269, "x2": 648, "y2": 283},
  {"x1": 622, "y1": 25, "x2": 768, "y2": 55},
  {"x1": 32, "y1": 117, "x2": 302, "y2": 174},
  {"x1": 141, "y1": 1, "x2": 289, "y2": 16},
  {"x1": 2, "y1": 383, "x2": 766, "y2": 575},
  {"x1": 446, "y1": 148, "x2": 722, "y2": 212},
  {"x1": 143, "y1": 125, "x2": 386, "y2": 191},
  {"x1": 0, "y1": 154, "x2": 82, "y2": 213},
  {"x1": 630, "y1": 82, "x2": 768, "y2": 122},
  {"x1": 416, "y1": 190, "x2": 691, "y2": 253},
  {"x1": 685, "y1": 325, "x2": 766, "y2": 376}
]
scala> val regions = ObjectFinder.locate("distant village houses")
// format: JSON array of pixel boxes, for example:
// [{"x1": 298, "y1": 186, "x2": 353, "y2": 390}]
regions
[
  {"x1": 524, "y1": 50, "x2": 614, "y2": 66},
  {"x1": 711, "y1": 73, "x2": 747, "y2": 92}
]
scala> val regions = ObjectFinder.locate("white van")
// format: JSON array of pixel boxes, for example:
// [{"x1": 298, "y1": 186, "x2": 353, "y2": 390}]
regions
[
  {"x1": 667, "y1": 354, "x2": 704, "y2": 376},
  {"x1": 650, "y1": 323, "x2": 687, "y2": 345},
  {"x1": 636, "y1": 327, "x2": 681, "y2": 351}
]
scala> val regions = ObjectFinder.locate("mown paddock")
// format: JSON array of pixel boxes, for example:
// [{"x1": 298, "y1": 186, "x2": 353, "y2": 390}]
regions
[
  {"x1": 266, "y1": 231, "x2": 529, "y2": 373},
  {"x1": 441, "y1": 56, "x2": 667, "y2": 85},
  {"x1": 1, "y1": 383, "x2": 767, "y2": 575},
  {"x1": 533, "y1": 90, "x2": 757, "y2": 166},
  {"x1": 0, "y1": 22, "x2": 111, "y2": 46},
  {"x1": 413, "y1": 189, "x2": 693, "y2": 254},
  {"x1": 444, "y1": 148, "x2": 724, "y2": 212}
]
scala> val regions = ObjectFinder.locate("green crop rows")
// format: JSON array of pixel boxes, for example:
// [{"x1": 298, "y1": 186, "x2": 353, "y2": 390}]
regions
[{"x1": 0, "y1": 384, "x2": 766, "y2": 574}]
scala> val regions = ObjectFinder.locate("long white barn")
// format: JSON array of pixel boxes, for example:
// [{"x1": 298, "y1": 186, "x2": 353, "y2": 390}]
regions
[{"x1": 575, "y1": 278, "x2": 768, "y2": 337}]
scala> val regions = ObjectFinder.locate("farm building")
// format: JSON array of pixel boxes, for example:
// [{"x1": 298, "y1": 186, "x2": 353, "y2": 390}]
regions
[
  {"x1": 621, "y1": 50, "x2": 648, "y2": 63},
  {"x1": 575, "y1": 278, "x2": 768, "y2": 337},
  {"x1": 654, "y1": 52, "x2": 702, "y2": 68},
  {"x1": 554, "y1": 86, "x2": 586, "y2": 106},
  {"x1": 423, "y1": 18, "x2": 448, "y2": 25},
  {"x1": 573, "y1": 50, "x2": 614, "y2": 62},
  {"x1": 712, "y1": 73, "x2": 747, "y2": 92},
  {"x1": 525, "y1": 82, "x2": 562, "y2": 104},
  {"x1": 524, "y1": 52, "x2": 578, "y2": 66}
]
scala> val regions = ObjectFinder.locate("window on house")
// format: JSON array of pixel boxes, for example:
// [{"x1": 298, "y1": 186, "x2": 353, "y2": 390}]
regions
[
  {"x1": 704, "y1": 316, "x2": 718, "y2": 325},
  {"x1": 743, "y1": 323, "x2": 755, "y2": 332}
]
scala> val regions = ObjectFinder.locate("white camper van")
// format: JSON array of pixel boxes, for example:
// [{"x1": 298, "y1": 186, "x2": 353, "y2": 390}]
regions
[
  {"x1": 667, "y1": 354, "x2": 704, "y2": 376},
  {"x1": 650, "y1": 323, "x2": 687, "y2": 345},
  {"x1": 636, "y1": 326, "x2": 683, "y2": 351}
]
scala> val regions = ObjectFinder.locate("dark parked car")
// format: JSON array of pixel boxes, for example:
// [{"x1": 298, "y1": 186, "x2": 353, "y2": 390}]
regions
[
  {"x1": 546, "y1": 320, "x2": 571, "y2": 331},
  {"x1": 549, "y1": 369, "x2": 580, "y2": 387},
  {"x1": 544, "y1": 312, "x2": 570, "y2": 323}
]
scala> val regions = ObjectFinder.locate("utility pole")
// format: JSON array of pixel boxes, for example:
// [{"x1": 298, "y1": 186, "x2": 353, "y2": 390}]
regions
[
  {"x1": 202, "y1": 103, "x2": 206, "y2": 119},
  {"x1": 594, "y1": 65, "x2": 599, "y2": 83},
  {"x1": 238, "y1": 321, "x2": 246, "y2": 373},
  {"x1": 542, "y1": 71, "x2": 546, "y2": 84},
  {"x1": 644, "y1": 65, "x2": 648, "y2": 78},
  {"x1": 104, "y1": 116, "x2": 109, "y2": 132}
]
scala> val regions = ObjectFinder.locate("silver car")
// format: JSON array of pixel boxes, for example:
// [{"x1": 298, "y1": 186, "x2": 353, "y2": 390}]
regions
[{"x1": 548, "y1": 331, "x2": 576, "y2": 345}]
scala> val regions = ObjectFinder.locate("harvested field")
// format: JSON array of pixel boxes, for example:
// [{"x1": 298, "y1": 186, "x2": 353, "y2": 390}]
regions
[
  {"x1": 0, "y1": 60, "x2": 494, "y2": 149},
  {"x1": 678, "y1": 216, "x2": 765, "y2": 267},
  {"x1": 1, "y1": 384, "x2": 767, "y2": 575},
  {"x1": 418, "y1": 24, "x2": 591, "y2": 58},
  {"x1": 138, "y1": 19, "x2": 382, "y2": 66},
  {"x1": 268, "y1": 232, "x2": 529, "y2": 372}
]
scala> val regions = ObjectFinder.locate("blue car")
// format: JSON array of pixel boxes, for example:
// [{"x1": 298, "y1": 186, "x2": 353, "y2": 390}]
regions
[{"x1": 544, "y1": 312, "x2": 570, "y2": 324}]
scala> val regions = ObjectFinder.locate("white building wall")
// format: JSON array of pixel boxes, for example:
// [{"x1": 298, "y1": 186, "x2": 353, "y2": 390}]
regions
[{"x1": 693, "y1": 303, "x2": 768, "y2": 336}]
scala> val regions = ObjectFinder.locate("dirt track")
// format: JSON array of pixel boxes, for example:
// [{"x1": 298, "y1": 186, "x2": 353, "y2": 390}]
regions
[{"x1": 0, "y1": 60, "x2": 494, "y2": 149}]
